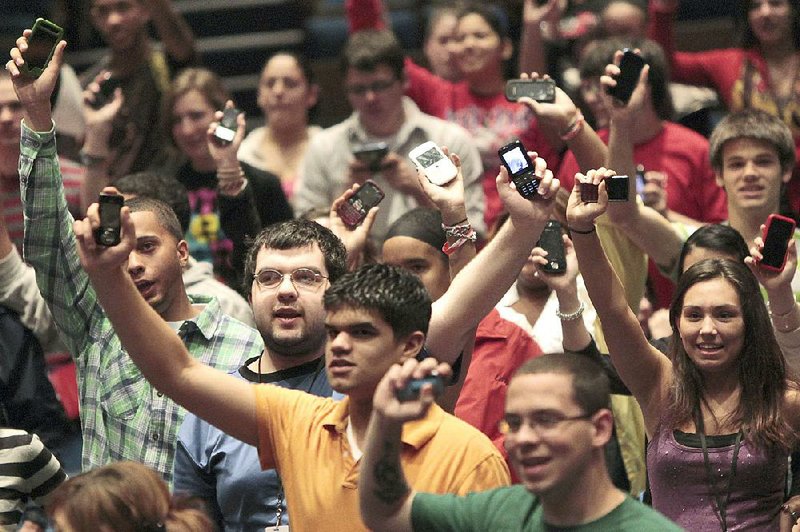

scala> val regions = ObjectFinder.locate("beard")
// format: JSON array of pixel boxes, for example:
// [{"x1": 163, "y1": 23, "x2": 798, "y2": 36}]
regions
[{"x1": 261, "y1": 322, "x2": 326, "y2": 358}]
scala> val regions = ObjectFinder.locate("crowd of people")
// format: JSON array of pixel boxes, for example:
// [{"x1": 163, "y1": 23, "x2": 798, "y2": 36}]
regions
[{"x1": 3, "y1": 0, "x2": 800, "y2": 530}]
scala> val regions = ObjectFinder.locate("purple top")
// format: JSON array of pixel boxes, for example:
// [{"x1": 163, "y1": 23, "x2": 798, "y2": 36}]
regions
[{"x1": 647, "y1": 422, "x2": 786, "y2": 531}]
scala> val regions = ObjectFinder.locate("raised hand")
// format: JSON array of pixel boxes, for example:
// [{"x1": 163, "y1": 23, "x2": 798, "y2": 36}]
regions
[
  {"x1": 498, "y1": 151, "x2": 560, "y2": 226},
  {"x1": 518, "y1": 72, "x2": 580, "y2": 136},
  {"x1": 415, "y1": 147, "x2": 468, "y2": 224},
  {"x1": 7, "y1": 30, "x2": 66, "y2": 131},
  {"x1": 329, "y1": 183, "x2": 379, "y2": 268},
  {"x1": 599, "y1": 49, "x2": 650, "y2": 124},
  {"x1": 528, "y1": 233, "x2": 580, "y2": 294},
  {"x1": 745, "y1": 227, "x2": 798, "y2": 296},
  {"x1": 73, "y1": 187, "x2": 136, "y2": 278},
  {"x1": 566, "y1": 167, "x2": 614, "y2": 231},
  {"x1": 372, "y1": 357, "x2": 452, "y2": 423}
]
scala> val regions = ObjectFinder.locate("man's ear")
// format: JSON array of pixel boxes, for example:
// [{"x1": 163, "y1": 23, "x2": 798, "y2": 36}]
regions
[
  {"x1": 397, "y1": 330, "x2": 426, "y2": 363},
  {"x1": 590, "y1": 409, "x2": 614, "y2": 448},
  {"x1": 176, "y1": 239, "x2": 190, "y2": 268}
]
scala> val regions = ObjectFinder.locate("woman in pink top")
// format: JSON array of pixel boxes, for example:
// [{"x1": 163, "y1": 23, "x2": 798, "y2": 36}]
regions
[{"x1": 649, "y1": 0, "x2": 800, "y2": 214}]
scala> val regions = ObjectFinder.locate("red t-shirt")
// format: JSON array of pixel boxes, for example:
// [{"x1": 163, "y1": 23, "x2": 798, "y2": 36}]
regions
[{"x1": 557, "y1": 123, "x2": 727, "y2": 308}]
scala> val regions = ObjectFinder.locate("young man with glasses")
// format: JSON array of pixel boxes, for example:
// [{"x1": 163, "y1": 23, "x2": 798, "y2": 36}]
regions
[
  {"x1": 359, "y1": 353, "x2": 682, "y2": 531},
  {"x1": 294, "y1": 29, "x2": 485, "y2": 241}
]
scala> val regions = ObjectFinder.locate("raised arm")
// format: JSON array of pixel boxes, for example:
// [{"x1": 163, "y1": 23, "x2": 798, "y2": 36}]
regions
[
  {"x1": 72, "y1": 201, "x2": 259, "y2": 446},
  {"x1": 567, "y1": 168, "x2": 672, "y2": 435},
  {"x1": 144, "y1": 0, "x2": 197, "y2": 64},
  {"x1": 518, "y1": 0, "x2": 564, "y2": 76},
  {"x1": 427, "y1": 155, "x2": 559, "y2": 364},
  {"x1": 601, "y1": 53, "x2": 684, "y2": 271},
  {"x1": 359, "y1": 358, "x2": 451, "y2": 532}
]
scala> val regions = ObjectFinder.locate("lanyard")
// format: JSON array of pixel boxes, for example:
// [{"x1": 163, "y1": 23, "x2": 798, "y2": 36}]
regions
[
  {"x1": 695, "y1": 411, "x2": 743, "y2": 532},
  {"x1": 257, "y1": 355, "x2": 324, "y2": 528}
]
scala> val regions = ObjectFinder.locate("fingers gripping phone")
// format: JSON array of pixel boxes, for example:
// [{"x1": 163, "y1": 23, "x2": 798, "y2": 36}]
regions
[
  {"x1": 505, "y1": 79, "x2": 556, "y2": 103},
  {"x1": 21, "y1": 18, "x2": 64, "y2": 78},
  {"x1": 94, "y1": 194, "x2": 124, "y2": 246},
  {"x1": 606, "y1": 49, "x2": 646, "y2": 105},
  {"x1": 408, "y1": 141, "x2": 458, "y2": 186},
  {"x1": 214, "y1": 107, "x2": 240, "y2": 145},
  {"x1": 498, "y1": 140, "x2": 540, "y2": 199},
  {"x1": 760, "y1": 214, "x2": 796, "y2": 272},
  {"x1": 90, "y1": 76, "x2": 122, "y2": 110},
  {"x1": 536, "y1": 220, "x2": 567, "y2": 275},
  {"x1": 353, "y1": 142, "x2": 389, "y2": 172},
  {"x1": 579, "y1": 175, "x2": 629, "y2": 203},
  {"x1": 336, "y1": 179, "x2": 385, "y2": 228},
  {"x1": 395, "y1": 373, "x2": 445, "y2": 402}
]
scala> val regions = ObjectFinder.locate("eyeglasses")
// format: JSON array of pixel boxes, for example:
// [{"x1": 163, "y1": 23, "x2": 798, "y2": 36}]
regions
[
  {"x1": 345, "y1": 79, "x2": 398, "y2": 96},
  {"x1": 498, "y1": 411, "x2": 592, "y2": 436},
  {"x1": 253, "y1": 268, "x2": 328, "y2": 290}
]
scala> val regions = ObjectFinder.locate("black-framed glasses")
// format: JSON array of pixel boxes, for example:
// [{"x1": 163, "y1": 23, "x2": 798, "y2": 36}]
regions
[
  {"x1": 498, "y1": 411, "x2": 593, "y2": 436},
  {"x1": 345, "y1": 79, "x2": 397, "y2": 96},
  {"x1": 253, "y1": 268, "x2": 328, "y2": 290}
]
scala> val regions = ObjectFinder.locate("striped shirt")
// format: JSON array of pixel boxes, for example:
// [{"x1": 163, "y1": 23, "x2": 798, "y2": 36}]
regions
[
  {"x1": 19, "y1": 124, "x2": 265, "y2": 483},
  {"x1": 0, "y1": 429, "x2": 65, "y2": 530}
]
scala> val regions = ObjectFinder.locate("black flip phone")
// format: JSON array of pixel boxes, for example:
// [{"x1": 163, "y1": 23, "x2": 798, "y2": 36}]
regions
[
  {"x1": 336, "y1": 179, "x2": 385, "y2": 228},
  {"x1": 505, "y1": 79, "x2": 556, "y2": 103},
  {"x1": 536, "y1": 220, "x2": 567, "y2": 275},
  {"x1": 353, "y1": 142, "x2": 389, "y2": 172},
  {"x1": 498, "y1": 140, "x2": 539, "y2": 199},
  {"x1": 760, "y1": 214, "x2": 796, "y2": 272},
  {"x1": 606, "y1": 49, "x2": 646, "y2": 105},
  {"x1": 396, "y1": 373, "x2": 445, "y2": 402},
  {"x1": 21, "y1": 18, "x2": 64, "y2": 78},
  {"x1": 213, "y1": 107, "x2": 240, "y2": 145},
  {"x1": 94, "y1": 194, "x2": 124, "y2": 246}
]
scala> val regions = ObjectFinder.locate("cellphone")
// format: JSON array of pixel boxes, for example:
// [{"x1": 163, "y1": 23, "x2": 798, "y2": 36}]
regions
[
  {"x1": 760, "y1": 214, "x2": 796, "y2": 272},
  {"x1": 635, "y1": 165, "x2": 646, "y2": 200},
  {"x1": 395, "y1": 373, "x2": 445, "y2": 402},
  {"x1": 536, "y1": 220, "x2": 566, "y2": 275},
  {"x1": 353, "y1": 142, "x2": 389, "y2": 172},
  {"x1": 336, "y1": 179, "x2": 385, "y2": 228},
  {"x1": 606, "y1": 49, "x2": 646, "y2": 105},
  {"x1": 498, "y1": 140, "x2": 540, "y2": 199},
  {"x1": 504, "y1": 78, "x2": 556, "y2": 103},
  {"x1": 579, "y1": 181, "x2": 599, "y2": 203},
  {"x1": 606, "y1": 175, "x2": 630, "y2": 202},
  {"x1": 89, "y1": 76, "x2": 122, "y2": 110},
  {"x1": 213, "y1": 107, "x2": 240, "y2": 144},
  {"x1": 94, "y1": 194, "x2": 124, "y2": 247},
  {"x1": 408, "y1": 141, "x2": 458, "y2": 186},
  {"x1": 21, "y1": 18, "x2": 64, "y2": 78}
]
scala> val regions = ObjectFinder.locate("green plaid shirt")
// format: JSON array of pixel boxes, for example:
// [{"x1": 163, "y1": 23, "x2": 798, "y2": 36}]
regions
[{"x1": 20, "y1": 123, "x2": 264, "y2": 483}]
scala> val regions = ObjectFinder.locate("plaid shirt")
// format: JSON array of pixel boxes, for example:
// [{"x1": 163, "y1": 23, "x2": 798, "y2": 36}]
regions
[{"x1": 19, "y1": 124, "x2": 264, "y2": 483}]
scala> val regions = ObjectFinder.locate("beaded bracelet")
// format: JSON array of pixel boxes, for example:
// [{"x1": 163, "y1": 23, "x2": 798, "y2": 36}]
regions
[
  {"x1": 556, "y1": 301, "x2": 585, "y2": 321},
  {"x1": 442, "y1": 224, "x2": 477, "y2": 256}
]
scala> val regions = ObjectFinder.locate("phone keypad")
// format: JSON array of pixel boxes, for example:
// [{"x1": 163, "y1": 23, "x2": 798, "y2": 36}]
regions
[{"x1": 515, "y1": 176, "x2": 539, "y2": 198}]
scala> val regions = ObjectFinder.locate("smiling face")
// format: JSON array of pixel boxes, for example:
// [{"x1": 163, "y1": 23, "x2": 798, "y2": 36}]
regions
[
  {"x1": 126, "y1": 211, "x2": 188, "y2": 321},
  {"x1": 171, "y1": 89, "x2": 215, "y2": 165},
  {"x1": 250, "y1": 244, "x2": 329, "y2": 359},
  {"x1": 90, "y1": 0, "x2": 149, "y2": 53},
  {"x1": 452, "y1": 13, "x2": 510, "y2": 81},
  {"x1": 381, "y1": 236, "x2": 450, "y2": 301},
  {"x1": 504, "y1": 373, "x2": 604, "y2": 497},
  {"x1": 677, "y1": 278, "x2": 745, "y2": 376},
  {"x1": 716, "y1": 137, "x2": 790, "y2": 213},
  {"x1": 748, "y1": 0, "x2": 793, "y2": 48},
  {"x1": 325, "y1": 306, "x2": 422, "y2": 400},
  {"x1": 256, "y1": 54, "x2": 317, "y2": 127}
]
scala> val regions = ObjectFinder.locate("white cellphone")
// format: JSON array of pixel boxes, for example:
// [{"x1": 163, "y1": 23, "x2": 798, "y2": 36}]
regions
[{"x1": 408, "y1": 141, "x2": 457, "y2": 186}]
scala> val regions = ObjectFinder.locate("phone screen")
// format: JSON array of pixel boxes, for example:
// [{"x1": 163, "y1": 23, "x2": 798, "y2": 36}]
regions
[
  {"x1": 25, "y1": 25, "x2": 60, "y2": 71},
  {"x1": 415, "y1": 147, "x2": 445, "y2": 168},
  {"x1": 501, "y1": 146, "x2": 532, "y2": 177},
  {"x1": 352, "y1": 183, "x2": 383, "y2": 210},
  {"x1": 762, "y1": 218, "x2": 795, "y2": 269}
]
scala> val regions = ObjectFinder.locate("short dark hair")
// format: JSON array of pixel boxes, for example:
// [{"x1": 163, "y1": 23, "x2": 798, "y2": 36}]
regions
[
  {"x1": 323, "y1": 263, "x2": 432, "y2": 339},
  {"x1": 242, "y1": 220, "x2": 347, "y2": 293},
  {"x1": 124, "y1": 196, "x2": 183, "y2": 242},
  {"x1": 709, "y1": 109, "x2": 796, "y2": 174},
  {"x1": 456, "y1": 2, "x2": 510, "y2": 39},
  {"x1": 115, "y1": 172, "x2": 191, "y2": 234},
  {"x1": 341, "y1": 30, "x2": 405, "y2": 80},
  {"x1": 513, "y1": 353, "x2": 611, "y2": 415},
  {"x1": 678, "y1": 223, "x2": 750, "y2": 273},
  {"x1": 579, "y1": 37, "x2": 673, "y2": 121}
]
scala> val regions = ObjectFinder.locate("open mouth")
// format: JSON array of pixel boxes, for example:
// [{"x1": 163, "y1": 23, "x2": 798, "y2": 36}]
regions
[{"x1": 134, "y1": 280, "x2": 156, "y2": 298}]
